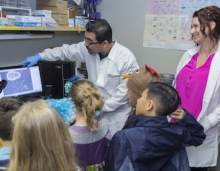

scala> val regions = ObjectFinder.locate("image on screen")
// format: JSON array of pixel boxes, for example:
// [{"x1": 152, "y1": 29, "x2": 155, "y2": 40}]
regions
[
  {"x1": 0, "y1": 65, "x2": 43, "y2": 98},
  {"x1": 1, "y1": 69, "x2": 33, "y2": 95}
]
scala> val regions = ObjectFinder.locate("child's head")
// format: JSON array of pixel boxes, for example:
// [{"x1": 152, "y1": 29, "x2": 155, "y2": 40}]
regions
[
  {"x1": 126, "y1": 65, "x2": 161, "y2": 108},
  {"x1": 136, "y1": 82, "x2": 181, "y2": 116},
  {"x1": 0, "y1": 97, "x2": 23, "y2": 141},
  {"x1": 8, "y1": 100, "x2": 77, "y2": 171},
  {"x1": 70, "y1": 79, "x2": 104, "y2": 131}
]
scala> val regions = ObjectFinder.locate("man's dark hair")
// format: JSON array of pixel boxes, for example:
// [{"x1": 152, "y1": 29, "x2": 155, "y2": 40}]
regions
[
  {"x1": 146, "y1": 82, "x2": 181, "y2": 116},
  {"x1": 0, "y1": 97, "x2": 23, "y2": 141},
  {"x1": 85, "y1": 19, "x2": 112, "y2": 43}
]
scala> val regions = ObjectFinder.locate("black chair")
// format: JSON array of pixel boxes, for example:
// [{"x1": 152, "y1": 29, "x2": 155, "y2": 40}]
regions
[{"x1": 160, "y1": 73, "x2": 175, "y2": 85}]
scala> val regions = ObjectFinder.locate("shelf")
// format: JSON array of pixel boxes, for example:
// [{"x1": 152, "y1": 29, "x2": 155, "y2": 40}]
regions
[{"x1": 0, "y1": 26, "x2": 85, "y2": 32}]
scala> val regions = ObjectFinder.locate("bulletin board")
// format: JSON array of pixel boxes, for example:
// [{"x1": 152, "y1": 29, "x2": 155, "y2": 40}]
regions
[{"x1": 143, "y1": 0, "x2": 220, "y2": 50}]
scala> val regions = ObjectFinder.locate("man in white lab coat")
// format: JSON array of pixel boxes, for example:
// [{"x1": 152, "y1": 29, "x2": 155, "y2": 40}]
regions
[{"x1": 20, "y1": 19, "x2": 139, "y2": 138}]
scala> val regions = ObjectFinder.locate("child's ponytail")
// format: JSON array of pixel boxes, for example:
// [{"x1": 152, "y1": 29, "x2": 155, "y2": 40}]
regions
[{"x1": 70, "y1": 79, "x2": 104, "y2": 131}]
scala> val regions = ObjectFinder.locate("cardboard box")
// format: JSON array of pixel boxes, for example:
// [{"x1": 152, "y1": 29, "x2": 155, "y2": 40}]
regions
[
  {"x1": 37, "y1": 5, "x2": 67, "y2": 14},
  {"x1": 52, "y1": 13, "x2": 68, "y2": 22},
  {"x1": 37, "y1": 0, "x2": 67, "y2": 7},
  {"x1": 56, "y1": 20, "x2": 68, "y2": 24},
  {"x1": 58, "y1": 23, "x2": 69, "y2": 27}
]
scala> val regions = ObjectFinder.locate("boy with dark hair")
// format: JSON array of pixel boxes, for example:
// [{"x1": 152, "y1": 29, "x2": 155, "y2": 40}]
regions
[
  {"x1": 139, "y1": 82, "x2": 181, "y2": 117},
  {"x1": 0, "y1": 97, "x2": 23, "y2": 169},
  {"x1": 105, "y1": 81, "x2": 206, "y2": 171}
]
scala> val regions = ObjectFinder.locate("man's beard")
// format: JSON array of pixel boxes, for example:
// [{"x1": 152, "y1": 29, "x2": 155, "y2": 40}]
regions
[{"x1": 86, "y1": 47, "x2": 93, "y2": 54}]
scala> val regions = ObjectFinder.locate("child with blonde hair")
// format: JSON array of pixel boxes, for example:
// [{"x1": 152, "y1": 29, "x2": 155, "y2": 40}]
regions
[
  {"x1": 69, "y1": 79, "x2": 110, "y2": 171},
  {"x1": 7, "y1": 100, "x2": 79, "y2": 171}
]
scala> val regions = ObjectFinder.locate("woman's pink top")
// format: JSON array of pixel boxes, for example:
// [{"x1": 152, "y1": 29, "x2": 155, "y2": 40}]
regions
[{"x1": 176, "y1": 52, "x2": 214, "y2": 119}]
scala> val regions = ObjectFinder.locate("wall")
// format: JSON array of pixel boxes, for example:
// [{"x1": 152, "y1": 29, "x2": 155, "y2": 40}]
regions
[
  {"x1": 0, "y1": 32, "x2": 84, "y2": 67},
  {"x1": 97, "y1": 0, "x2": 186, "y2": 74}
]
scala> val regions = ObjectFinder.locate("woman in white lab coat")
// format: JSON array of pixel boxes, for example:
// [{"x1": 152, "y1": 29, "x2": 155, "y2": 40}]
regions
[
  {"x1": 20, "y1": 19, "x2": 139, "y2": 138},
  {"x1": 173, "y1": 6, "x2": 220, "y2": 171}
]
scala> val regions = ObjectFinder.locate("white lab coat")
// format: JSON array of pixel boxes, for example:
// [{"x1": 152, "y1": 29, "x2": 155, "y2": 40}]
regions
[
  {"x1": 173, "y1": 44, "x2": 220, "y2": 167},
  {"x1": 39, "y1": 41, "x2": 139, "y2": 137}
]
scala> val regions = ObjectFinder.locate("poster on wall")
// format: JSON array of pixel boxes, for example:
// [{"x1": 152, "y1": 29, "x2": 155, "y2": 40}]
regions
[{"x1": 143, "y1": 0, "x2": 219, "y2": 50}]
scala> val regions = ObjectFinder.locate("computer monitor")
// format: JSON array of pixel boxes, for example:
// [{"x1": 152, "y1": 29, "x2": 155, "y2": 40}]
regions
[{"x1": 0, "y1": 65, "x2": 43, "y2": 98}]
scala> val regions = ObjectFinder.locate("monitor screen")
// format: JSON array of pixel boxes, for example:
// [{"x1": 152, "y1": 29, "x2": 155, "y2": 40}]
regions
[{"x1": 0, "y1": 65, "x2": 43, "y2": 98}]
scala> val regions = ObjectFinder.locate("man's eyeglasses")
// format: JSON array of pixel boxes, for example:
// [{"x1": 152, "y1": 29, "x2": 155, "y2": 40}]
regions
[{"x1": 84, "y1": 38, "x2": 100, "y2": 46}]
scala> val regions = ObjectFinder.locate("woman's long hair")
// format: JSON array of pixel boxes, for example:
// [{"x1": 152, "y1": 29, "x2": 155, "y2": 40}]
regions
[
  {"x1": 8, "y1": 100, "x2": 78, "y2": 171},
  {"x1": 70, "y1": 79, "x2": 104, "y2": 131}
]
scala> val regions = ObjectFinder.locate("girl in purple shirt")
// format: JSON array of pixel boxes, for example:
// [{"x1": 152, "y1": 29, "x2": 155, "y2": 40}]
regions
[{"x1": 69, "y1": 79, "x2": 110, "y2": 171}]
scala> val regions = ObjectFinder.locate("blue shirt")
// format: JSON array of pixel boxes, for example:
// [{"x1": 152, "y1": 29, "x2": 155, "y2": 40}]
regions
[{"x1": 0, "y1": 147, "x2": 10, "y2": 160}]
